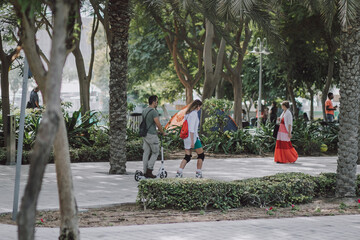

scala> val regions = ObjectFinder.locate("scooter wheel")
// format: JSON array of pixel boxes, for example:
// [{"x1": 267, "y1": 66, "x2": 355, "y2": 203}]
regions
[
  {"x1": 134, "y1": 170, "x2": 143, "y2": 181},
  {"x1": 160, "y1": 171, "x2": 168, "y2": 179}
]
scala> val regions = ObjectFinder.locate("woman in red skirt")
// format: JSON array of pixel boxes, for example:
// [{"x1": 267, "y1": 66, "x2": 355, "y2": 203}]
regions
[{"x1": 274, "y1": 101, "x2": 298, "y2": 163}]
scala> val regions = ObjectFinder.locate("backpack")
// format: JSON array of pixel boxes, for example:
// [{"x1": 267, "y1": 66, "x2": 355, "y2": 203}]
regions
[
  {"x1": 139, "y1": 109, "x2": 154, "y2": 137},
  {"x1": 180, "y1": 119, "x2": 189, "y2": 139}
]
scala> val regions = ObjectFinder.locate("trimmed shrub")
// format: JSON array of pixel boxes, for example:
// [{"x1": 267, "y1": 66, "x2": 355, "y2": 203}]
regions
[
  {"x1": 126, "y1": 139, "x2": 143, "y2": 161},
  {"x1": 137, "y1": 172, "x2": 360, "y2": 211},
  {"x1": 137, "y1": 172, "x2": 316, "y2": 210},
  {"x1": 312, "y1": 173, "x2": 337, "y2": 197},
  {"x1": 236, "y1": 173, "x2": 315, "y2": 207},
  {"x1": 0, "y1": 142, "x2": 142, "y2": 164}
]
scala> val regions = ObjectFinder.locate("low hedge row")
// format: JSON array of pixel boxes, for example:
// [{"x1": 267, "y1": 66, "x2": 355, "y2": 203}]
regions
[
  {"x1": 137, "y1": 172, "x2": 360, "y2": 211},
  {"x1": 0, "y1": 139, "x2": 146, "y2": 164}
]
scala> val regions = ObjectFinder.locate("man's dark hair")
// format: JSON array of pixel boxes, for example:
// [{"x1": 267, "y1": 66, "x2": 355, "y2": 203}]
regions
[
  {"x1": 328, "y1": 92, "x2": 333, "y2": 98},
  {"x1": 148, "y1": 95, "x2": 158, "y2": 105}
]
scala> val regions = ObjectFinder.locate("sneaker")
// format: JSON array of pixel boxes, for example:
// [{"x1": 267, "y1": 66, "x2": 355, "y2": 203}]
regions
[
  {"x1": 175, "y1": 171, "x2": 183, "y2": 178},
  {"x1": 195, "y1": 171, "x2": 203, "y2": 179}
]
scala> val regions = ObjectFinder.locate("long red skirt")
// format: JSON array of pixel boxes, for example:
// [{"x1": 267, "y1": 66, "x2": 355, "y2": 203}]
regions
[{"x1": 274, "y1": 120, "x2": 298, "y2": 163}]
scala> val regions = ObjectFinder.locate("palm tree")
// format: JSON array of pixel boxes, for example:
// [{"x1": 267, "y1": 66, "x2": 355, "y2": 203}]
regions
[
  {"x1": 108, "y1": 0, "x2": 130, "y2": 174},
  {"x1": 304, "y1": 0, "x2": 360, "y2": 197}
]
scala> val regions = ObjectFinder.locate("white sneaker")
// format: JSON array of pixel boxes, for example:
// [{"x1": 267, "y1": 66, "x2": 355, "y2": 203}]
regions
[
  {"x1": 175, "y1": 171, "x2": 183, "y2": 178},
  {"x1": 195, "y1": 171, "x2": 203, "y2": 178}
]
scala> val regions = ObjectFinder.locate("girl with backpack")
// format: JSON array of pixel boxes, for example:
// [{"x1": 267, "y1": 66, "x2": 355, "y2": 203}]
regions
[{"x1": 176, "y1": 100, "x2": 205, "y2": 178}]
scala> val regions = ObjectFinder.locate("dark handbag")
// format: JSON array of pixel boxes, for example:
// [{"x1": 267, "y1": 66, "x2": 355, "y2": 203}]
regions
[{"x1": 273, "y1": 124, "x2": 279, "y2": 138}]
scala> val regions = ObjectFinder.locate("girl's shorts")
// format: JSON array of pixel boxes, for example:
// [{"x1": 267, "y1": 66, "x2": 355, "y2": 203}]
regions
[{"x1": 184, "y1": 138, "x2": 202, "y2": 150}]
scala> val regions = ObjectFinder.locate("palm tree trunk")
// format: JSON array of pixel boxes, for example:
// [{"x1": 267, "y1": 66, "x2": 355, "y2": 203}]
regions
[
  {"x1": 336, "y1": 23, "x2": 360, "y2": 197},
  {"x1": 108, "y1": 0, "x2": 129, "y2": 174}
]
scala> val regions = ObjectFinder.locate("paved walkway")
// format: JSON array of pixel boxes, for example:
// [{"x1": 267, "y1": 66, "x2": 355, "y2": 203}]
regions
[{"x1": 1, "y1": 156, "x2": 359, "y2": 239}]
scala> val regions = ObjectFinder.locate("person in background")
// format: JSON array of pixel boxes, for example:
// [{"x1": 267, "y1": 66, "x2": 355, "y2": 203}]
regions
[
  {"x1": 303, "y1": 112, "x2": 309, "y2": 122},
  {"x1": 325, "y1": 92, "x2": 337, "y2": 122},
  {"x1": 270, "y1": 101, "x2": 278, "y2": 123},
  {"x1": 176, "y1": 100, "x2": 205, "y2": 178},
  {"x1": 242, "y1": 109, "x2": 247, "y2": 122},
  {"x1": 27, "y1": 86, "x2": 40, "y2": 109},
  {"x1": 262, "y1": 106, "x2": 269, "y2": 124},
  {"x1": 274, "y1": 101, "x2": 298, "y2": 164},
  {"x1": 141, "y1": 95, "x2": 166, "y2": 178}
]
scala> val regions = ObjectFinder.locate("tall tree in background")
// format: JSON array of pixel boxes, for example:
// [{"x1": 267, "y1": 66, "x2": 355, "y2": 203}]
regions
[
  {"x1": 108, "y1": 0, "x2": 130, "y2": 174},
  {"x1": 141, "y1": 0, "x2": 205, "y2": 104},
  {"x1": 11, "y1": 0, "x2": 80, "y2": 238},
  {"x1": 207, "y1": 0, "x2": 275, "y2": 126},
  {"x1": 72, "y1": 11, "x2": 99, "y2": 115},
  {"x1": 0, "y1": 3, "x2": 21, "y2": 155}
]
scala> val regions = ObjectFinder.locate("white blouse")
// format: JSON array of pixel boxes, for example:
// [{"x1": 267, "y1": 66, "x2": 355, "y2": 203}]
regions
[
  {"x1": 184, "y1": 110, "x2": 199, "y2": 141},
  {"x1": 280, "y1": 109, "x2": 293, "y2": 133}
]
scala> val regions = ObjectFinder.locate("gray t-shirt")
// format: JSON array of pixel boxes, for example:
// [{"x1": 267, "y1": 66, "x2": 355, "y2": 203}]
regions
[{"x1": 142, "y1": 107, "x2": 159, "y2": 135}]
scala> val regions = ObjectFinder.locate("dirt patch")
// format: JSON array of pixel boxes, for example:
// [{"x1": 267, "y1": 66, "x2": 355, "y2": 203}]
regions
[{"x1": 1, "y1": 197, "x2": 359, "y2": 228}]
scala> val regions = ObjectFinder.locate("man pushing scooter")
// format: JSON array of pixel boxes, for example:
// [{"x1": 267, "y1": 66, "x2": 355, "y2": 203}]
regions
[{"x1": 140, "y1": 95, "x2": 166, "y2": 178}]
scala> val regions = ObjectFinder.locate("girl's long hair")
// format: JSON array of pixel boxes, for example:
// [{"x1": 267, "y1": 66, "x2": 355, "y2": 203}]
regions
[{"x1": 186, "y1": 99, "x2": 202, "y2": 114}]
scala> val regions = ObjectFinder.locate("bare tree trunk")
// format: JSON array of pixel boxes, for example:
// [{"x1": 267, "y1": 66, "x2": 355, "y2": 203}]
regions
[
  {"x1": 233, "y1": 74, "x2": 242, "y2": 128},
  {"x1": 310, "y1": 89, "x2": 314, "y2": 120},
  {"x1": 73, "y1": 46, "x2": 90, "y2": 114},
  {"x1": 72, "y1": 13, "x2": 98, "y2": 115},
  {"x1": 16, "y1": 0, "x2": 79, "y2": 238},
  {"x1": 286, "y1": 74, "x2": 298, "y2": 118},
  {"x1": 321, "y1": 52, "x2": 335, "y2": 121},
  {"x1": 215, "y1": 78, "x2": 225, "y2": 99},
  {"x1": 0, "y1": 36, "x2": 20, "y2": 150},
  {"x1": 0, "y1": 60, "x2": 10, "y2": 149},
  {"x1": 53, "y1": 120, "x2": 79, "y2": 239},
  {"x1": 185, "y1": 86, "x2": 193, "y2": 104},
  {"x1": 202, "y1": 20, "x2": 226, "y2": 100}
]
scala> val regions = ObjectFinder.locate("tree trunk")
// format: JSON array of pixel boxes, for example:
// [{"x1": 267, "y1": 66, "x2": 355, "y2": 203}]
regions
[
  {"x1": 202, "y1": 20, "x2": 226, "y2": 100},
  {"x1": 310, "y1": 90, "x2": 314, "y2": 120},
  {"x1": 233, "y1": 74, "x2": 242, "y2": 128},
  {"x1": 53, "y1": 120, "x2": 79, "y2": 239},
  {"x1": 321, "y1": 52, "x2": 335, "y2": 122},
  {"x1": 72, "y1": 12, "x2": 98, "y2": 115},
  {"x1": 108, "y1": 0, "x2": 129, "y2": 174},
  {"x1": 336, "y1": 23, "x2": 360, "y2": 197},
  {"x1": 73, "y1": 46, "x2": 90, "y2": 115},
  {"x1": 286, "y1": 74, "x2": 298, "y2": 118},
  {"x1": 215, "y1": 78, "x2": 225, "y2": 99},
  {"x1": 185, "y1": 86, "x2": 193, "y2": 104},
  {"x1": 16, "y1": 0, "x2": 79, "y2": 238},
  {"x1": 0, "y1": 60, "x2": 10, "y2": 149}
]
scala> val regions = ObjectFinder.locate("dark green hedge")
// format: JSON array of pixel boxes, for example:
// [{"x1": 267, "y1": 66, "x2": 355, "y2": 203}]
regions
[
  {"x1": 0, "y1": 139, "x2": 145, "y2": 164},
  {"x1": 137, "y1": 172, "x2": 360, "y2": 211}
]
